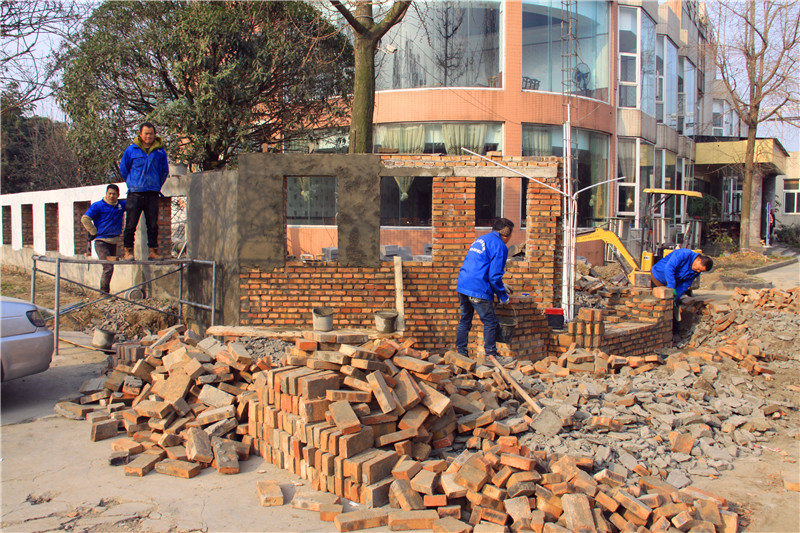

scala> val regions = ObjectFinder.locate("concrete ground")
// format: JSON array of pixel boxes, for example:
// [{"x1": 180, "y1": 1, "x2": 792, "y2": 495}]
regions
[{"x1": 1, "y1": 332, "x2": 338, "y2": 533}]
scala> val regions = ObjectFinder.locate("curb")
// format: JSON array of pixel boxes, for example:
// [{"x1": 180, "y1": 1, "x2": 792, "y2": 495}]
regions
[{"x1": 745, "y1": 257, "x2": 798, "y2": 275}]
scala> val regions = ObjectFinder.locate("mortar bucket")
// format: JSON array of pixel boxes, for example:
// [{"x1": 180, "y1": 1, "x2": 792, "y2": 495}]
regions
[
  {"x1": 312, "y1": 307, "x2": 334, "y2": 332},
  {"x1": 374, "y1": 310, "x2": 398, "y2": 333},
  {"x1": 496, "y1": 316, "x2": 517, "y2": 344},
  {"x1": 92, "y1": 327, "x2": 116, "y2": 350}
]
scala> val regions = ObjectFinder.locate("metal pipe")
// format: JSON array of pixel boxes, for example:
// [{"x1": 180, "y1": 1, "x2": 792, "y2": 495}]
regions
[
  {"x1": 211, "y1": 261, "x2": 217, "y2": 326},
  {"x1": 179, "y1": 264, "x2": 184, "y2": 324},
  {"x1": 54, "y1": 258, "x2": 61, "y2": 356},
  {"x1": 30, "y1": 257, "x2": 37, "y2": 304}
]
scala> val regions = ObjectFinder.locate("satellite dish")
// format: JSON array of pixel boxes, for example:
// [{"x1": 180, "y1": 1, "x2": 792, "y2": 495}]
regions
[{"x1": 574, "y1": 63, "x2": 591, "y2": 94}]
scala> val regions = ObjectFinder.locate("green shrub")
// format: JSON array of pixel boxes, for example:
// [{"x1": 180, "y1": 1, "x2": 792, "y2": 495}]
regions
[{"x1": 775, "y1": 223, "x2": 800, "y2": 248}]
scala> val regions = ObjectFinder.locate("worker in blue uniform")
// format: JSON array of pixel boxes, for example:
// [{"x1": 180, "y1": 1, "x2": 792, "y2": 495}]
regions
[{"x1": 455, "y1": 218, "x2": 515, "y2": 357}]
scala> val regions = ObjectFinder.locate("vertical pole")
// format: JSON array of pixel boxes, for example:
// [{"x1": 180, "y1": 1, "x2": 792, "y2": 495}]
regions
[
  {"x1": 31, "y1": 257, "x2": 37, "y2": 304},
  {"x1": 179, "y1": 263, "x2": 184, "y2": 324},
  {"x1": 211, "y1": 261, "x2": 217, "y2": 326},
  {"x1": 54, "y1": 258, "x2": 61, "y2": 356}
]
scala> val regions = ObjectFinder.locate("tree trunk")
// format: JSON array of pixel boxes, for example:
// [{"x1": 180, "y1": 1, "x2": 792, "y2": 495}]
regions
[
  {"x1": 740, "y1": 130, "x2": 757, "y2": 250},
  {"x1": 350, "y1": 34, "x2": 377, "y2": 154}
]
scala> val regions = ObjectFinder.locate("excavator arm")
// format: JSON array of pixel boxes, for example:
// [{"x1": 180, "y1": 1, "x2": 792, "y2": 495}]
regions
[{"x1": 576, "y1": 229, "x2": 642, "y2": 283}]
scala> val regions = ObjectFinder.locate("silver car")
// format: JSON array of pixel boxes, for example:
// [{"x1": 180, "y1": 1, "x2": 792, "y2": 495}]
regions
[{"x1": 0, "y1": 296, "x2": 54, "y2": 381}]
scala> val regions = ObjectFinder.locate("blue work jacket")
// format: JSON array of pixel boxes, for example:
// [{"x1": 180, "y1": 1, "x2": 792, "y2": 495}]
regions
[
  {"x1": 650, "y1": 248, "x2": 700, "y2": 300},
  {"x1": 84, "y1": 199, "x2": 126, "y2": 239},
  {"x1": 457, "y1": 231, "x2": 510, "y2": 303},
  {"x1": 119, "y1": 136, "x2": 169, "y2": 193}
]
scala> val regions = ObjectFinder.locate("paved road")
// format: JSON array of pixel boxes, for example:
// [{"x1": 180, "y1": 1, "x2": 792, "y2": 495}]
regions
[{"x1": 1, "y1": 333, "x2": 335, "y2": 533}]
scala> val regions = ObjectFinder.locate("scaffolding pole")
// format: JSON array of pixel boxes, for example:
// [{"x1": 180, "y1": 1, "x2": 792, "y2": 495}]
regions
[{"x1": 31, "y1": 255, "x2": 217, "y2": 355}]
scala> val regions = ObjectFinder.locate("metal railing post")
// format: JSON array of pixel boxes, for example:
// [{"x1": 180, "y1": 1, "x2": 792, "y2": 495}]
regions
[
  {"x1": 179, "y1": 263, "x2": 184, "y2": 324},
  {"x1": 211, "y1": 261, "x2": 217, "y2": 326},
  {"x1": 54, "y1": 258, "x2": 61, "y2": 355},
  {"x1": 31, "y1": 257, "x2": 37, "y2": 304}
]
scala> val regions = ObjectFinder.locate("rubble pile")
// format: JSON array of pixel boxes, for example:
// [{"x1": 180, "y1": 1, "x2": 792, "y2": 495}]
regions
[
  {"x1": 53, "y1": 314, "x2": 800, "y2": 532},
  {"x1": 77, "y1": 297, "x2": 179, "y2": 342},
  {"x1": 686, "y1": 287, "x2": 800, "y2": 375}
]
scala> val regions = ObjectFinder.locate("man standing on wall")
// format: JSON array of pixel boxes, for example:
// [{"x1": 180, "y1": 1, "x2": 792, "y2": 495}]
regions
[
  {"x1": 119, "y1": 122, "x2": 169, "y2": 260},
  {"x1": 81, "y1": 184, "x2": 126, "y2": 294},
  {"x1": 455, "y1": 218, "x2": 515, "y2": 357}
]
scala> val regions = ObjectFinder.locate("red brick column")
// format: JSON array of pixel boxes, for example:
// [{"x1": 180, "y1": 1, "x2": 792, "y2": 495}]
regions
[
  {"x1": 45, "y1": 203, "x2": 59, "y2": 252},
  {"x1": 431, "y1": 174, "x2": 475, "y2": 263}
]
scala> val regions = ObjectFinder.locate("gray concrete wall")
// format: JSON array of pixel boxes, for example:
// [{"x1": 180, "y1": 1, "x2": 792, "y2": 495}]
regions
[
  {"x1": 186, "y1": 170, "x2": 240, "y2": 329},
  {"x1": 185, "y1": 154, "x2": 387, "y2": 326}
]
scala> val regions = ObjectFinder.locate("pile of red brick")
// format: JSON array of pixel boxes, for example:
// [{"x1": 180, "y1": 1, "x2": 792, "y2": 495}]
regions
[
  {"x1": 55, "y1": 325, "x2": 262, "y2": 477},
  {"x1": 55, "y1": 325, "x2": 741, "y2": 532},
  {"x1": 249, "y1": 332, "x2": 738, "y2": 532}
]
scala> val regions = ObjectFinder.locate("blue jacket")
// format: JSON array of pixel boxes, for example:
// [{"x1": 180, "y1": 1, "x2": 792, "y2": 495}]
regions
[
  {"x1": 457, "y1": 231, "x2": 510, "y2": 303},
  {"x1": 119, "y1": 136, "x2": 169, "y2": 193},
  {"x1": 651, "y1": 248, "x2": 700, "y2": 300},
  {"x1": 84, "y1": 199, "x2": 126, "y2": 239}
]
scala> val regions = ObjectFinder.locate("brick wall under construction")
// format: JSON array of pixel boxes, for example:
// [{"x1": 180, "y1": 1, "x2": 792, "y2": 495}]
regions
[{"x1": 187, "y1": 153, "x2": 672, "y2": 359}]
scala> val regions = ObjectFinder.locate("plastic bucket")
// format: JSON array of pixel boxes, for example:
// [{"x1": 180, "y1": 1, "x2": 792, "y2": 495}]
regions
[
  {"x1": 312, "y1": 307, "x2": 334, "y2": 331},
  {"x1": 92, "y1": 327, "x2": 116, "y2": 350},
  {"x1": 545, "y1": 308, "x2": 564, "y2": 329},
  {"x1": 374, "y1": 310, "x2": 398, "y2": 333},
  {"x1": 496, "y1": 316, "x2": 517, "y2": 344}
]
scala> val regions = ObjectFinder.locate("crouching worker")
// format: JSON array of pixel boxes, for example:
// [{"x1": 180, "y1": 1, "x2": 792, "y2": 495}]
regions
[
  {"x1": 650, "y1": 248, "x2": 713, "y2": 336},
  {"x1": 455, "y1": 218, "x2": 514, "y2": 358},
  {"x1": 82, "y1": 184, "x2": 126, "y2": 294}
]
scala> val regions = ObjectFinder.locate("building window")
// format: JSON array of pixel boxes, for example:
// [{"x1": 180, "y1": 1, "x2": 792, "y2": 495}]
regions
[
  {"x1": 381, "y1": 176, "x2": 432, "y2": 226},
  {"x1": 657, "y1": 35, "x2": 678, "y2": 126},
  {"x1": 374, "y1": 122, "x2": 501, "y2": 155},
  {"x1": 618, "y1": 7, "x2": 655, "y2": 113},
  {"x1": 521, "y1": 125, "x2": 609, "y2": 227},
  {"x1": 284, "y1": 128, "x2": 349, "y2": 153},
  {"x1": 286, "y1": 176, "x2": 337, "y2": 225},
  {"x1": 785, "y1": 179, "x2": 800, "y2": 214},
  {"x1": 683, "y1": 58, "x2": 697, "y2": 135},
  {"x1": 712, "y1": 99, "x2": 724, "y2": 136},
  {"x1": 617, "y1": 139, "x2": 637, "y2": 214},
  {"x1": 618, "y1": 7, "x2": 638, "y2": 108},
  {"x1": 521, "y1": 0, "x2": 610, "y2": 100},
  {"x1": 376, "y1": 1, "x2": 501, "y2": 90},
  {"x1": 476, "y1": 178, "x2": 502, "y2": 227}
]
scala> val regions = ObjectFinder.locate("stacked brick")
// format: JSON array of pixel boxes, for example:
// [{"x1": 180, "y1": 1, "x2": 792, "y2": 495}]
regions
[
  {"x1": 515, "y1": 345, "x2": 663, "y2": 381},
  {"x1": 245, "y1": 331, "x2": 739, "y2": 532},
  {"x1": 54, "y1": 325, "x2": 264, "y2": 478},
  {"x1": 551, "y1": 287, "x2": 673, "y2": 358}
]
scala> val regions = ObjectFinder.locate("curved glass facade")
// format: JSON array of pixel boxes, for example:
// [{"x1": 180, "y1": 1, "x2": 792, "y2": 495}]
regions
[
  {"x1": 521, "y1": 0, "x2": 610, "y2": 100},
  {"x1": 521, "y1": 125, "x2": 609, "y2": 226},
  {"x1": 376, "y1": 1, "x2": 501, "y2": 90},
  {"x1": 374, "y1": 122, "x2": 502, "y2": 154}
]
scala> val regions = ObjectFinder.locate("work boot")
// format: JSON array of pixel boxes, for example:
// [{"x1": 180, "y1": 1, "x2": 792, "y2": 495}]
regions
[
  {"x1": 121, "y1": 248, "x2": 134, "y2": 260},
  {"x1": 148, "y1": 248, "x2": 162, "y2": 260}
]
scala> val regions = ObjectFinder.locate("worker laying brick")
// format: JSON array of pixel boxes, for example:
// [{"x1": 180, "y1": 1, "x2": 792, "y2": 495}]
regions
[
  {"x1": 455, "y1": 218, "x2": 514, "y2": 358},
  {"x1": 650, "y1": 248, "x2": 713, "y2": 336}
]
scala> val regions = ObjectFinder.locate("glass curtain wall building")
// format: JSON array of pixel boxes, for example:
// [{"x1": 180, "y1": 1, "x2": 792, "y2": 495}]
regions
[{"x1": 288, "y1": 0, "x2": 712, "y2": 253}]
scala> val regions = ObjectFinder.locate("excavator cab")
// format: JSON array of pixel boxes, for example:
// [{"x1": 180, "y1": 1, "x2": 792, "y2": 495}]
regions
[{"x1": 576, "y1": 189, "x2": 704, "y2": 285}]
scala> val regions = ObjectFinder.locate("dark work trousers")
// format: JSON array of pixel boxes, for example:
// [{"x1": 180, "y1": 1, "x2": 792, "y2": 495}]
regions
[
  {"x1": 456, "y1": 293, "x2": 499, "y2": 357},
  {"x1": 123, "y1": 191, "x2": 160, "y2": 250},
  {"x1": 94, "y1": 240, "x2": 117, "y2": 293}
]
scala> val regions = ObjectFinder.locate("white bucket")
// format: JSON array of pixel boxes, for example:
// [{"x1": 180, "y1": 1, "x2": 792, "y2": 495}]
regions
[{"x1": 312, "y1": 307, "x2": 334, "y2": 331}]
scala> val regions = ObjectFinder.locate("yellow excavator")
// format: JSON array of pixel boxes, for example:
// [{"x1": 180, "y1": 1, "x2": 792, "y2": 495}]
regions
[{"x1": 575, "y1": 189, "x2": 704, "y2": 286}]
